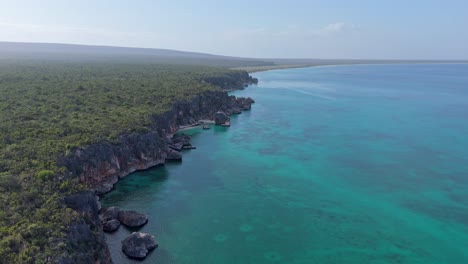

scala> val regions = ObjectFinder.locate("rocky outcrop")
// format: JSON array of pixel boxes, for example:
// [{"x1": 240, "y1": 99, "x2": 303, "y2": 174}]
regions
[
  {"x1": 171, "y1": 133, "x2": 191, "y2": 146},
  {"x1": 122, "y1": 232, "x2": 158, "y2": 259},
  {"x1": 166, "y1": 149, "x2": 182, "y2": 162},
  {"x1": 237, "y1": 97, "x2": 255, "y2": 110},
  {"x1": 100, "y1": 206, "x2": 120, "y2": 221},
  {"x1": 214, "y1": 111, "x2": 230, "y2": 125},
  {"x1": 118, "y1": 210, "x2": 148, "y2": 228},
  {"x1": 168, "y1": 142, "x2": 184, "y2": 151},
  {"x1": 60, "y1": 131, "x2": 168, "y2": 195},
  {"x1": 103, "y1": 219, "x2": 120, "y2": 232},
  {"x1": 100, "y1": 206, "x2": 148, "y2": 231},
  {"x1": 100, "y1": 207, "x2": 121, "y2": 232},
  {"x1": 202, "y1": 71, "x2": 258, "y2": 90},
  {"x1": 61, "y1": 191, "x2": 111, "y2": 264}
]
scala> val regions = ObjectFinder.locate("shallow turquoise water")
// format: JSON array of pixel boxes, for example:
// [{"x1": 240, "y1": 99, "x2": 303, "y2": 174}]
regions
[{"x1": 103, "y1": 64, "x2": 468, "y2": 263}]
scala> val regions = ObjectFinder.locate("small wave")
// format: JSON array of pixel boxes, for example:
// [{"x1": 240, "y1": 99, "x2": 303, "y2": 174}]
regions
[{"x1": 286, "y1": 88, "x2": 336, "y2": 100}]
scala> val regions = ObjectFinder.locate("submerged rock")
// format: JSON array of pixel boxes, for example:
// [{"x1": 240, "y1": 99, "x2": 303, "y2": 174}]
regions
[
  {"x1": 214, "y1": 111, "x2": 230, "y2": 125},
  {"x1": 239, "y1": 224, "x2": 254, "y2": 232},
  {"x1": 118, "y1": 210, "x2": 148, "y2": 228},
  {"x1": 264, "y1": 251, "x2": 282, "y2": 262},
  {"x1": 122, "y1": 232, "x2": 157, "y2": 259},
  {"x1": 103, "y1": 219, "x2": 120, "y2": 232},
  {"x1": 213, "y1": 234, "x2": 228, "y2": 242}
]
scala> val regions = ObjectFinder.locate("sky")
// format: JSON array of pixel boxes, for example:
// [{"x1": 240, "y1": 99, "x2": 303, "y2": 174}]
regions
[{"x1": 0, "y1": 0, "x2": 467, "y2": 59}]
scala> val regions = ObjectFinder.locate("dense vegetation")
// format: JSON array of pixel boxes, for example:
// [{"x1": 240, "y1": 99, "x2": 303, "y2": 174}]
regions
[{"x1": 0, "y1": 61, "x2": 250, "y2": 263}]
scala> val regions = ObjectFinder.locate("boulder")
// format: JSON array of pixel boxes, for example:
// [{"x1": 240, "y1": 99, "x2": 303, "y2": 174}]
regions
[
  {"x1": 103, "y1": 219, "x2": 120, "y2": 232},
  {"x1": 166, "y1": 149, "x2": 182, "y2": 161},
  {"x1": 118, "y1": 210, "x2": 148, "y2": 228},
  {"x1": 214, "y1": 111, "x2": 230, "y2": 125},
  {"x1": 122, "y1": 232, "x2": 158, "y2": 259},
  {"x1": 100, "y1": 206, "x2": 120, "y2": 221}
]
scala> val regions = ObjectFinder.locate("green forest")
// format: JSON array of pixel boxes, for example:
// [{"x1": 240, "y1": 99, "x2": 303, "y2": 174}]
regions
[{"x1": 0, "y1": 61, "x2": 250, "y2": 263}]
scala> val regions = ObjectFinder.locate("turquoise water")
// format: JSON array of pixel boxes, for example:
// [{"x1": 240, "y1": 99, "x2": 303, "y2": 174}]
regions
[{"x1": 103, "y1": 64, "x2": 468, "y2": 263}]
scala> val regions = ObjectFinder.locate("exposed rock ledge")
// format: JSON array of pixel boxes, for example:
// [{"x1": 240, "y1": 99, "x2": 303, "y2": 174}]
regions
[{"x1": 59, "y1": 87, "x2": 256, "y2": 263}]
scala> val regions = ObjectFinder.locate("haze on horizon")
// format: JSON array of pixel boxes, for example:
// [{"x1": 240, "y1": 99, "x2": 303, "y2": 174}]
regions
[{"x1": 0, "y1": 0, "x2": 467, "y2": 60}]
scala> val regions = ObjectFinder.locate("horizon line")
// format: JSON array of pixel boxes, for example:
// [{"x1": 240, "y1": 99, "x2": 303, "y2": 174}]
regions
[{"x1": 1, "y1": 40, "x2": 468, "y2": 62}]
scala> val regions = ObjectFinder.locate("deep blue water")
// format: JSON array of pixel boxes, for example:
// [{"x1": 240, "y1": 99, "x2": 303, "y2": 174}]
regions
[{"x1": 103, "y1": 64, "x2": 468, "y2": 263}]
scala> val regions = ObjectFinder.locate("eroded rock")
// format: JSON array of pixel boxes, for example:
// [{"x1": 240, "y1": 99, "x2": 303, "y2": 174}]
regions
[
  {"x1": 168, "y1": 142, "x2": 184, "y2": 151},
  {"x1": 118, "y1": 210, "x2": 148, "y2": 228},
  {"x1": 95, "y1": 183, "x2": 114, "y2": 195},
  {"x1": 103, "y1": 219, "x2": 120, "y2": 232},
  {"x1": 172, "y1": 133, "x2": 191, "y2": 146},
  {"x1": 166, "y1": 149, "x2": 182, "y2": 161},
  {"x1": 214, "y1": 111, "x2": 230, "y2": 125},
  {"x1": 100, "y1": 206, "x2": 120, "y2": 222},
  {"x1": 122, "y1": 232, "x2": 157, "y2": 259}
]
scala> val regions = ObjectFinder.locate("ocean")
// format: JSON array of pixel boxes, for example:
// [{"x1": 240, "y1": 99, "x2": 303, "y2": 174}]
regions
[{"x1": 103, "y1": 64, "x2": 468, "y2": 263}]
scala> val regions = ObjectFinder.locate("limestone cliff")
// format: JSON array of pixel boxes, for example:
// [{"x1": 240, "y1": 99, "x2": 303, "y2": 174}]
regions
[
  {"x1": 61, "y1": 90, "x2": 255, "y2": 194},
  {"x1": 57, "y1": 76, "x2": 256, "y2": 263}
]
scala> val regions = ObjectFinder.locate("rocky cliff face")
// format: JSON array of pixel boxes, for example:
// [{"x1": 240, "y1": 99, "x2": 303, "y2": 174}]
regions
[
  {"x1": 59, "y1": 191, "x2": 111, "y2": 264},
  {"x1": 202, "y1": 71, "x2": 258, "y2": 90},
  {"x1": 58, "y1": 79, "x2": 256, "y2": 263},
  {"x1": 61, "y1": 90, "x2": 254, "y2": 194}
]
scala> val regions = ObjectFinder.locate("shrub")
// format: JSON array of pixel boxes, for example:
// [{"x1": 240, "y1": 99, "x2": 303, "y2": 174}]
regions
[{"x1": 36, "y1": 170, "x2": 54, "y2": 181}]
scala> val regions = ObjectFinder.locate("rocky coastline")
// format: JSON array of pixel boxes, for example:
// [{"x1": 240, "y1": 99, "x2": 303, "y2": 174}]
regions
[{"x1": 58, "y1": 75, "x2": 257, "y2": 263}]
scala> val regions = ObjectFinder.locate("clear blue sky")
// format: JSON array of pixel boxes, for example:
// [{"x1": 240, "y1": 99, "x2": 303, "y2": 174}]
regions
[{"x1": 1, "y1": 0, "x2": 467, "y2": 59}]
